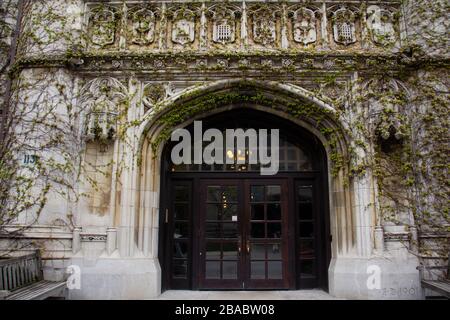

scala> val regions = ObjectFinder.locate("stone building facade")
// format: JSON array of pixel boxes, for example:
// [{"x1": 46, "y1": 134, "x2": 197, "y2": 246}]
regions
[{"x1": 0, "y1": 0, "x2": 448, "y2": 300}]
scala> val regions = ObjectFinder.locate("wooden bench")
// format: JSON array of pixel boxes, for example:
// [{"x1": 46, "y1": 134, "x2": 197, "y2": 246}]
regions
[
  {"x1": 419, "y1": 250, "x2": 450, "y2": 299},
  {"x1": 0, "y1": 251, "x2": 67, "y2": 300}
]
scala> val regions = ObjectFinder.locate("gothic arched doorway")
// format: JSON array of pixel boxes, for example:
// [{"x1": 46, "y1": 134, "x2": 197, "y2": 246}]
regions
[{"x1": 159, "y1": 108, "x2": 331, "y2": 291}]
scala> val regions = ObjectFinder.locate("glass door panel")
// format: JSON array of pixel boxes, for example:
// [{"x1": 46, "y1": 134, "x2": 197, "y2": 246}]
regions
[
  {"x1": 245, "y1": 181, "x2": 288, "y2": 289},
  {"x1": 199, "y1": 181, "x2": 243, "y2": 289}
]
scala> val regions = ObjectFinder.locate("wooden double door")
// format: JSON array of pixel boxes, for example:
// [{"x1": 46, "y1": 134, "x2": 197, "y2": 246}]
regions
[
  {"x1": 162, "y1": 175, "x2": 329, "y2": 291},
  {"x1": 198, "y1": 179, "x2": 288, "y2": 290}
]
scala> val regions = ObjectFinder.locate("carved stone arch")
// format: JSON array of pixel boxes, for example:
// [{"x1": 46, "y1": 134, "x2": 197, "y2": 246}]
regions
[{"x1": 131, "y1": 79, "x2": 361, "y2": 266}]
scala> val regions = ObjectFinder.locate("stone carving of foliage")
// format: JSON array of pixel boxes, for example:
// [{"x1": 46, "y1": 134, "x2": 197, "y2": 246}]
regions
[
  {"x1": 171, "y1": 7, "x2": 197, "y2": 46},
  {"x1": 366, "y1": 5, "x2": 397, "y2": 45},
  {"x1": 331, "y1": 7, "x2": 357, "y2": 46},
  {"x1": 208, "y1": 4, "x2": 241, "y2": 45},
  {"x1": 89, "y1": 6, "x2": 118, "y2": 47},
  {"x1": 80, "y1": 77, "x2": 128, "y2": 142},
  {"x1": 290, "y1": 7, "x2": 318, "y2": 45},
  {"x1": 251, "y1": 6, "x2": 278, "y2": 46},
  {"x1": 129, "y1": 6, "x2": 157, "y2": 45}
]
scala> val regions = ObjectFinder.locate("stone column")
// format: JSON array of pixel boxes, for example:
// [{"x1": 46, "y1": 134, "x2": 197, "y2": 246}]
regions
[
  {"x1": 374, "y1": 226, "x2": 384, "y2": 252},
  {"x1": 321, "y1": 2, "x2": 329, "y2": 48},
  {"x1": 360, "y1": 3, "x2": 370, "y2": 49},
  {"x1": 72, "y1": 227, "x2": 82, "y2": 254},
  {"x1": 241, "y1": 1, "x2": 248, "y2": 49},
  {"x1": 159, "y1": 3, "x2": 167, "y2": 50},
  {"x1": 200, "y1": 2, "x2": 207, "y2": 51},
  {"x1": 117, "y1": 77, "x2": 140, "y2": 257},
  {"x1": 281, "y1": 3, "x2": 289, "y2": 49},
  {"x1": 119, "y1": 2, "x2": 127, "y2": 50},
  {"x1": 106, "y1": 227, "x2": 117, "y2": 255}
]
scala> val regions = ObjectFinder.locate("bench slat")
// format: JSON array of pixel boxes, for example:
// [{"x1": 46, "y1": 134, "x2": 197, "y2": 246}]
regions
[
  {"x1": 422, "y1": 280, "x2": 450, "y2": 298},
  {"x1": 6, "y1": 281, "x2": 67, "y2": 300}
]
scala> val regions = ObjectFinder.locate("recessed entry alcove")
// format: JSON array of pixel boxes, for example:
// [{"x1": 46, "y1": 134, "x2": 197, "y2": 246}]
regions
[{"x1": 158, "y1": 109, "x2": 331, "y2": 291}]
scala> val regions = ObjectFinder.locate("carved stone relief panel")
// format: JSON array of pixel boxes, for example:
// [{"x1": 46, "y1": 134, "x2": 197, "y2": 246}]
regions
[
  {"x1": 248, "y1": 5, "x2": 280, "y2": 48},
  {"x1": 168, "y1": 5, "x2": 200, "y2": 49},
  {"x1": 288, "y1": 6, "x2": 321, "y2": 48},
  {"x1": 127, "y1": 5, "x2": 160, "y2": 49},
  {"x1": 88, "y1": 5, "x2": 119, "y2": 48},
  {"x1": 366, "y1": 5, "x2": 398, "y2": 46},
  {"x1": 329, "y1": 6, "x2": 359, "y2": 47},
  {"x1": 207, "y1": 4, "x2": 241, "y2": 48}
]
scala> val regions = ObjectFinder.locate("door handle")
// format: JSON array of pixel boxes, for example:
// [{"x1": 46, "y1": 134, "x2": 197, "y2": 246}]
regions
[
  {"x1": 238, "y1": 238, "x2": 242, "y2": 255},
  {"x1": 246, "y1": 241, "x2": 251, "y2": 254}
]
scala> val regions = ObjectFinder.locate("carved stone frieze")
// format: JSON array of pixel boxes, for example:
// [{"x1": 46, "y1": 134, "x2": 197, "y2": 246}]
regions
[{"x1": 84, "y1": 1, "x2": 401, "y2": 51}]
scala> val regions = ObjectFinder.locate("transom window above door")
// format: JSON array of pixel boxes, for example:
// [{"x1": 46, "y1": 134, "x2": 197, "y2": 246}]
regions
[{"x1": 170, "y1": 134, "x2": 313, "y2": 173}]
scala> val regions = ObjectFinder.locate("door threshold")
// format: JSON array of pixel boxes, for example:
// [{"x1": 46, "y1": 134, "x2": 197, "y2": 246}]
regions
[{"x1": 156, "y1": 290, "x2": 340, "y2": 300}]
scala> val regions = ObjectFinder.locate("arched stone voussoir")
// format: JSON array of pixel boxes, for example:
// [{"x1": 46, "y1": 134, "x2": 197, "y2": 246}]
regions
[{"x1": 138, "y1": 78, "x2": 350, "y2": 156}]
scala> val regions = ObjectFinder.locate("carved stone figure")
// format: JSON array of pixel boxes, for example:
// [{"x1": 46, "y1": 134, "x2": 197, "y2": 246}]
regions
[
  {"x1": 367, "y1": 5, "x2": 397, "y2": 45},
  {"x1": 252, "y1": 7, "x2": 277, "y2": 46},
  {"x1": 332, "y1": 8, "x2": 357, "y2": 46},
  {"x1": 130, "y1": 8, "x2": 156, "y2": 45},
  {"x1": 172, "y1": 9, "x2": 196, "y2": 45},
  {"x1": 292, "y1": 8, "x2": 317, "y2": 45},
  {"x1": 90, "y1": 7, "x2": 117, "y2": 47}
]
